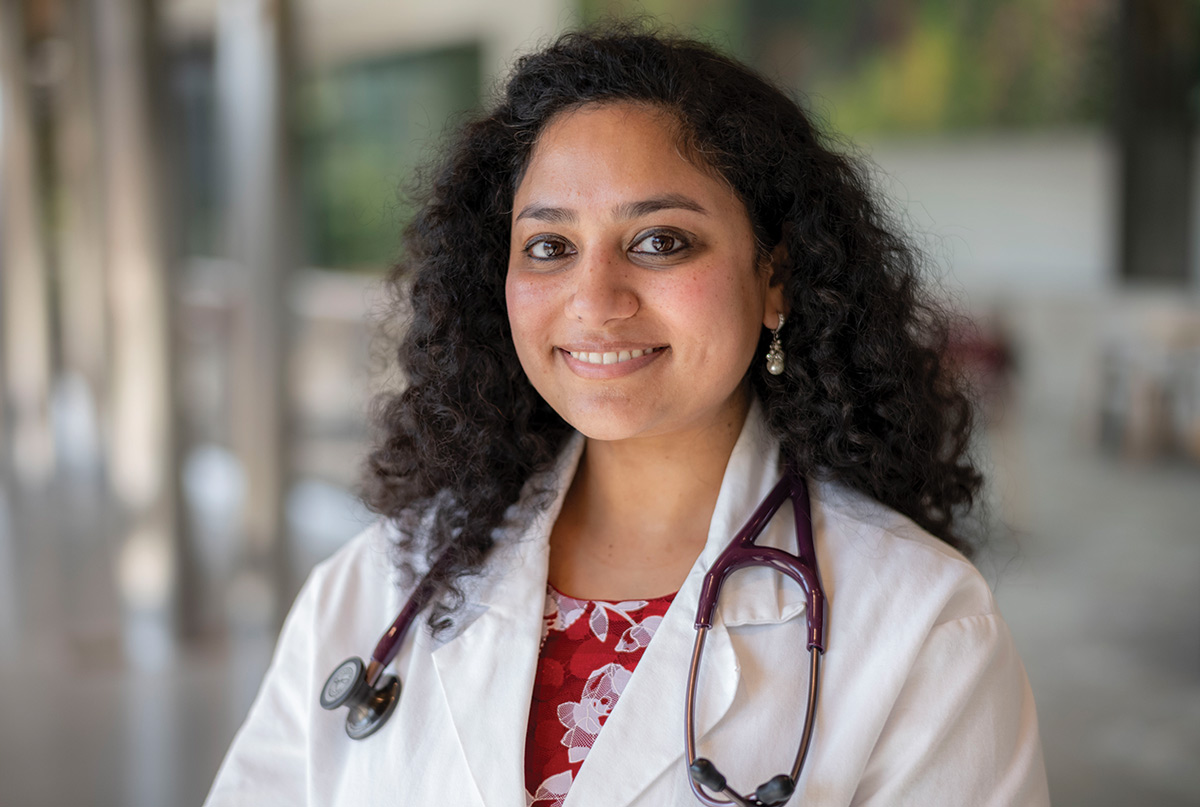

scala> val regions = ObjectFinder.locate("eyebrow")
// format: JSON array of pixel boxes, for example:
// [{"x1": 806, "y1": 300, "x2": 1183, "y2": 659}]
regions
[{"x1": 514, "y1": 193, "x2": 709, "y2": 223}]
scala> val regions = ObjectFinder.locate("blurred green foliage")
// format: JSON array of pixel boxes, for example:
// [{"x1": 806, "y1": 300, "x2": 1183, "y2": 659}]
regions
[
  {"x1": 585, "y1": 0, "x2": 1116, "y2": 135},
  {"x1": 297, "y1": 45, "x2": 480, "y2": 272}
]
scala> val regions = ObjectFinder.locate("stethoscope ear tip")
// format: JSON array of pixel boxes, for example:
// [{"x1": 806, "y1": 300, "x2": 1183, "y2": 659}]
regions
[
  {"x1": 690, "y1": 758, "x2": 795, "y2": 805},
  {"x1": 754, "y1": 774, "x2": 795, "y2": 806},
  {"x1": 688, "y1": 757, "x2": 727, "y2": 792}
]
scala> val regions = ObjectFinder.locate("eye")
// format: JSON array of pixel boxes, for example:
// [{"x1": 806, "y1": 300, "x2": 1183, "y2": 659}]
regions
[
  {"x1": 525, "y1": 236, "x2": 573, "y2": 261},
  {"x1": 630, "y1": 230, "x2": 688, "y2": 257}
]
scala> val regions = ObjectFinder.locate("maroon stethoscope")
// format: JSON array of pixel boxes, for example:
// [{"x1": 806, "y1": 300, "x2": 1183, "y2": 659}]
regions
[{"x1": 320, "y1": 468, "x2": 827, "y2": 807}]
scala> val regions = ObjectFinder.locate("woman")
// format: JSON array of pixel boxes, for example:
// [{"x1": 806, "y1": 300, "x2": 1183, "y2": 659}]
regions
[{"x1": 205, "y1": 27, "x2": 1049, "y2": 807}]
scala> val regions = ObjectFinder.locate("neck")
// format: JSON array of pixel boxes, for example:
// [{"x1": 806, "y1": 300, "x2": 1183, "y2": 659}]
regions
[{"x1": 547, "y1": 391, "x2": 752, "y2": 599}]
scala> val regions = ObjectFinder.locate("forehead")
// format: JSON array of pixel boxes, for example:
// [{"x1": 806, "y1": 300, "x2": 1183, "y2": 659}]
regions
[{"x1": 513, "y1": 102, "x2": 742, "y2": 215}]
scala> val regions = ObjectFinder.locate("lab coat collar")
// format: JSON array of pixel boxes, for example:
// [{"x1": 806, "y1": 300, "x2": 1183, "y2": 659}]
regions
[
  {"x1": 430, "y1": 437, "x2": 583, "y2": 807},
  {"x1": 431, "y1": 398, "x2": 812, "y2": 807},
  {"x1": 694, "y1": 397, "x2": 812, "y2": 629}
]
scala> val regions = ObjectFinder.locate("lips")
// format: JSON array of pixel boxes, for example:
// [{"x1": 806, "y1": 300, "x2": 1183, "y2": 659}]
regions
[
  {"x1": 566, "y1": 346, "x2": 663, "y2": 365},
  {"x1": 557, "y1": 344, "x2": 667, "y2": 377}
]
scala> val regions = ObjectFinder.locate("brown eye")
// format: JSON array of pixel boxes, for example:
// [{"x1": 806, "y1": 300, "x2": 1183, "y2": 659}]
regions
[
  {"x1": 631, "y1": 230, "x2": 688, "y2": 256},
  {"x1": 649, "y1": 234, "x2": 675, "y2": 252},
  {"x1": 527, "y1": 237, "x2": 570, "y2": 260}
]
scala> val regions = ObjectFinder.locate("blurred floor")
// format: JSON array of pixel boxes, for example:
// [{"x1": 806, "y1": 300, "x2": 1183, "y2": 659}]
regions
[
  {"x1": 1, "y1": 295, "x2": 1199, "y2": 806},
  {"x1": 983, "y1": 299, "x2": 1200, "y2": 807},
  {"x1": 994, "y1": 412, "x2": 1200, "y2": 806}
]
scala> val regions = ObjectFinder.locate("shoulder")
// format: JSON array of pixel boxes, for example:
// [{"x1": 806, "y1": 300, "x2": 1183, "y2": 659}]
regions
[
  {"x1": 300, "y1": 519, "x2": 413, "y2": 637},
  {"x1": 308, "y1": 519, "x2": 402, "y2": 594},
  {"x1": 805, "y1": 482, "x2": 1048, "y2": 804},
  {"x1": 202, "y1": 520, "x2": 404, "y2": 806},
  {"x1": 811, "y1": 477, "x2": 996, "y2": 629}
]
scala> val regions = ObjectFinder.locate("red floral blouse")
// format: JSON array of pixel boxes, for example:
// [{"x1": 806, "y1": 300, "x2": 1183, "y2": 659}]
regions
[{"x1": 524, "y1": 584, "x2": 676, "y2": 806}]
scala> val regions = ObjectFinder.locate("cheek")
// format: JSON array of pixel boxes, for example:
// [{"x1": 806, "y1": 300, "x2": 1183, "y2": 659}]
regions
[
  {"x1": 505, "y1": 271, "x2": 557, "y2": 361},
  {"x1": 664, "y1": 261, "x2": 765, "y2": 349}
]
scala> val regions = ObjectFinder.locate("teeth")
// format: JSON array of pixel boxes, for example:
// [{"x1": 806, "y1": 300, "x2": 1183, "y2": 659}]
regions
[{"x1": 569, "y1": 347, "x2": 658, "y2": 365}]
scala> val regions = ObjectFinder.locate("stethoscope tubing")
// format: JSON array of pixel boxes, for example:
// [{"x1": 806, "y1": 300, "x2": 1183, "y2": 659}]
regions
[
  {"x1": 685, "y1": 631, "x2": 822, "y2": 807},
  {"x1": 692, "y1": 470, "x2": 825, "y2": 649},
  {"x1": 364, "y1": 564, "x2": 443, "y2": 687},
  {"x1": 684, "y1": 467, "x2": 827, "y2": 806}
]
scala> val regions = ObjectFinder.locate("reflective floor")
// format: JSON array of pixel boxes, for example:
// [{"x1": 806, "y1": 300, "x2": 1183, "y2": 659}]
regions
[
  {"x1": 1, "y1": 296, "x2": 1198, "y2": 806},
  {"x1": 989, "y1": 414, "x2": 1200, "y2": 806}
]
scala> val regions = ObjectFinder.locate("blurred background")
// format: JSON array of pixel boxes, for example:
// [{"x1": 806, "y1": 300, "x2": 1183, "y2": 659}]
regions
[{"x1": 0, "y1": 0, "x2": 1197, "y2": 804}]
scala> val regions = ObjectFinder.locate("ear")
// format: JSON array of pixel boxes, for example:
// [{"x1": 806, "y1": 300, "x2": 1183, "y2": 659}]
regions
[{"x1": 762, "y1": 240, "x2": 789, "y2": 330}]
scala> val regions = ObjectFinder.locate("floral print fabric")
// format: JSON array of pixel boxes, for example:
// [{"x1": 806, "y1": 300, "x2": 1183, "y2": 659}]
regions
[{"x1": 524, "y1": 584, "x2": 675, "y2": 807}]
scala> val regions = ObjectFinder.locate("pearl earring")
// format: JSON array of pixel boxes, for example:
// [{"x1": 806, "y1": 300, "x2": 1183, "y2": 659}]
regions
[{"x1": 766, "y1": 314, "x2": 786, "y2": 376}]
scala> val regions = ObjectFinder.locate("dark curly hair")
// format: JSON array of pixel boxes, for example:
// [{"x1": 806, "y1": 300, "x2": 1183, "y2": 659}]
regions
[{"x1": 362, "y1": 24, "x2": 983, "y2": 629}]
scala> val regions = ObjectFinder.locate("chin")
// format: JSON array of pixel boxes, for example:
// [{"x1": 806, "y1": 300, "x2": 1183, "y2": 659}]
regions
[
  {"x1": 569, "y1": 422, "x2": 645, "y2": 443},
  {"x1": 557, "y1": 414, "x2": 648, "y2": 443},
  {"x1": 548, "y1": 398, "x2": 661, "y2": 443}
]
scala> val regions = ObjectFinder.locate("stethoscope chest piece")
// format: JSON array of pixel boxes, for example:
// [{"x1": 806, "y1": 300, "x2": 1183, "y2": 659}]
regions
[{"x1": 320, "y1": 656, "x2": 402, "y2": 740}]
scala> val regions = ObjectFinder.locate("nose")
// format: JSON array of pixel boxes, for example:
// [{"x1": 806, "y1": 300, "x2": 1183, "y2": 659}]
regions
[{"x1": 564, "y1": 246, "x2": 639, "y2": 326}]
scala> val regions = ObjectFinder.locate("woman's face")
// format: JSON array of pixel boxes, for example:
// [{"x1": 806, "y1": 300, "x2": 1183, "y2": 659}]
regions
[{"x1": 506, "y1": 102, "x2": 783, "y2": 444}]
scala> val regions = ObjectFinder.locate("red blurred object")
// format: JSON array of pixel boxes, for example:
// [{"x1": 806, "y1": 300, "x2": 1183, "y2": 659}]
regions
[{"x1": 944, "y1": 315, "x2": 1018, "y2": 424}]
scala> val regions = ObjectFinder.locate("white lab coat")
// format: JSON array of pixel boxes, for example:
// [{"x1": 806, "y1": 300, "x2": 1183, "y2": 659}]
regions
[{"x1": 204, "y1": 403, "x2": 1049, "y2": 806}]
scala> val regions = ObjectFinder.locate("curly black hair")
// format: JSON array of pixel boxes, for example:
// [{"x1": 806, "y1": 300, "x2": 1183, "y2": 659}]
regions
[{"x1": 362, "y1": 25, "x2": 983, "y2": 629}]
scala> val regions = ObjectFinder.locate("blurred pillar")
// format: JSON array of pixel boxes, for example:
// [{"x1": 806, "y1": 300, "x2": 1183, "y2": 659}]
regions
[
  {"x1": 215, "y1": 0, "x2": 296, "y2": 626},
  {"x1": 48, "y1": 0, "x2": 128, "y2": 652},
  {"x1": 1116, "y1": 0, "x2": 1199, "y2": 284},
  {"x1": 0, "y1": 0, "x2": 56, "y2": 486},
  {"x1": 92, "y1": 0, "x2": 185, "y2": 663},
  {"x1": 54, "y1": 0, "x2": 108, "y2": 425}
]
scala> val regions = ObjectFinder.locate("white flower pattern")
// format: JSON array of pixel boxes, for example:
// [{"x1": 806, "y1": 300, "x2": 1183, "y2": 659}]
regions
[
  {"x1": 527, "y1": 770, "x2": 573, "y2": 807},
  {"x1": 586, "y1": 599, "x2": 647, "y2": 642},
  {"x1": 527, "y1": 586, "x2": 672, "y2": 806},
  {"x1": 615, "y1": 614, "x2": 664, "y2": 652},
  {"x1": 545, "y1": 590, "x2": 588, "y2": 633},
  {"x1": 557, "y1": 662, "x2": 633, "y2": 762}
]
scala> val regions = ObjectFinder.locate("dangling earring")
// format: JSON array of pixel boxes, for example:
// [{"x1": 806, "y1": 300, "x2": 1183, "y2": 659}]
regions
[{"x1": 766, "y1": 314, "x2": 786, "y2": 376}]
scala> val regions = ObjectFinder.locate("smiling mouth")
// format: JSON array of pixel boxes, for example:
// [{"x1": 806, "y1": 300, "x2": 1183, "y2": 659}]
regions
[{"x1": 565, "y1": 346, "x2": 664, "y2": 365}]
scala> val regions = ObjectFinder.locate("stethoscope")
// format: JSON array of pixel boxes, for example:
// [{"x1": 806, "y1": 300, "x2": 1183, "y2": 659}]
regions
[{"x1": 320, "y1": 467, "x2": 827, "y2": 807}]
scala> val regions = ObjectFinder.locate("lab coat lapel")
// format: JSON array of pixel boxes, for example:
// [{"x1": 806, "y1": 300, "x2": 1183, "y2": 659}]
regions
[
  {"x1": 431, "y1": 438, "x2": 583, "y2": 807},
  {"x1": 565, "y1": 400, "x2": 807, "y2": 807},
  {"x1": 561, "y1": 573, "x2": 740, "y2": 807}
]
